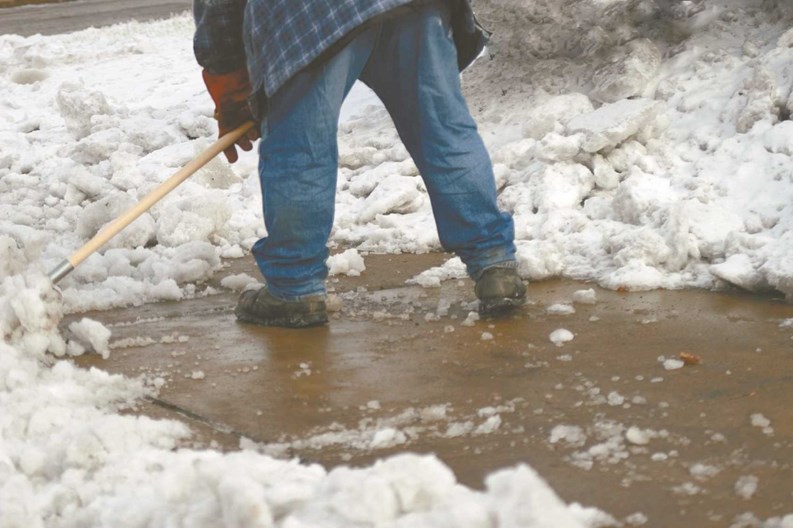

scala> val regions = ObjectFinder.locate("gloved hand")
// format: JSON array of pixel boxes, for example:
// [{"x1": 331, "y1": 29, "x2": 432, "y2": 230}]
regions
[{"x1": 202, "y1": 68, "x2": 260, "y2": 163}]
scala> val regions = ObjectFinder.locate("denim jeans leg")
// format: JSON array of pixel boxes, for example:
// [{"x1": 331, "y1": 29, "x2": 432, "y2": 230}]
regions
[
  {"x1": 251, "y1": 29, "x2": 378, "y2": 300},
  {"x1": 359, "y1": 3, "x2": 516, "y2": 281}
]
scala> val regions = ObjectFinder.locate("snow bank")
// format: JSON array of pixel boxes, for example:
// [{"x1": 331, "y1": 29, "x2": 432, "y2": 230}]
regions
[
  {"x1": 3, "y1": 5, "x2": 793, "y2": 306},
  {"x1": 462, "y1": 0, "x2": 793, "y2": 297}
]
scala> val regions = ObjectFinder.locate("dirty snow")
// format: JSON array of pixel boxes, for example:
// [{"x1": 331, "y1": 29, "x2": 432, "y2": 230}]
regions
[
  {"x1": 246, "y1": 400, "x2": 519, "y2": 459},
  {"x1": 547, "y1": 303, "x2": 576, "y2": 315},
  {"x1": 750, "y1": 412, "x2": 775, "y2": 435},
  {"x1": 550, "y1": 425, "x2": 588, "y2": 448},
  {"x1": 735, "y1": 475, "x2": 760, "y2": 500}
]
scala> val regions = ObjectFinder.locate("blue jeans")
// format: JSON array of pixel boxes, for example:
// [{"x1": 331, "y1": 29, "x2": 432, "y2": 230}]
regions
[{"x1": 252, "y1": 2, "x2": 516, "y2": 300}]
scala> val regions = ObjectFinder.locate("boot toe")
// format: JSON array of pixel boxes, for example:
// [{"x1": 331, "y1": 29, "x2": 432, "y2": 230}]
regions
[
  {"x1": 235, "y1": 287, "x2": 328, "y2": 328},
  {"x1": 475, "y1": 267, "x2": 527, "y2": 316}
]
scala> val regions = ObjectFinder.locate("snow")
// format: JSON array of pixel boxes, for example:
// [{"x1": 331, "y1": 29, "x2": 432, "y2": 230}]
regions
[
  {"x1": 625, "y1": 512, "x2": 649, "y2": 526},
  {"x1": 572, "y1": 289, "x2": 598, "y2": 304},
  {"x1": 461, "y1": 311, "x2": 480, "y2": 327},
  {"x1": 407, "y1": 257, "x2": 467, "y2": 288},
  {"x1": 673, "y1": 482, "x2": 703, "y2": 496},
  {"x1": 1, "y1": 2, "x2": 793, "y2": 525},
  {"x1": 220, "y1": 272, "x2": 260, "y2": 292},
  {"x1": 67, "y1": 317, "x2": 112, "y2": 359},
  {"x1": 547, "y1": 303, "x2": 576, "y2": 315},
  {"x1": 750, "y1": 412, "x2": 775, "y2": 435},
  {"x1": 2, "y1": 6, "x2": 793, "y2": 308},
  {"x1": 474, "y1": 415, "x2": 502, "y2": 435},
  {"x1": 606, "y1": 391, "x2": 625, "y2": 406},
  {"x1": 369, "y1": 427, "x2": 407, "y2": 449},
  {"x1": 690, "y1": 462, "x2": 721, "y2": 479},
  {"x1": 565, "y1": 98, "x2": 665, "y2": 153},
  {"x1": 663, "y1": 358, "x2": 685, "y2": 370},
  {"x1": 625, "y1": 426, "x2": 651, "y2": 446},
  {"x1": 550, "y1": 425, "x2": 588, "y2": 448},
  {"x1": 327, "y1": 248, "x2": 366, "y2": 277},
  {"x1": 750, "y1": 412, "x2": 771, "y2": 428},
  {"x1": 730, "y1": 513, "x2": 793, "y2": 528},
  {"x1": 735, "y1": 475, "x2": 760, "y2": 500},
  {"x1": 550, "y1": 328, "x2": 575, "y2": 346}
]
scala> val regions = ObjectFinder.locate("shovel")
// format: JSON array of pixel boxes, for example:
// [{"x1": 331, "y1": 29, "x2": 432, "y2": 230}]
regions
[{"x1": 47, "y1": 122, "x2": 255, "y2": 284}]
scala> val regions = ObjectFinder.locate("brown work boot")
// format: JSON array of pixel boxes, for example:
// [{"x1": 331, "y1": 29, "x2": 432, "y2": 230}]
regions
[
  {"x1": 235, "y1": 287, "x2": 328, "y2": 328},
  {"x1": 475, "y1": 266, "x2": 527, "y2": 316}
]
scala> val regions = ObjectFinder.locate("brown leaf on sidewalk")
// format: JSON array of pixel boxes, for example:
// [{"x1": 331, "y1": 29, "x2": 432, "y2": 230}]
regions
[{"x1": 678, "y1": 352, "x2": 701, "y2": 366}]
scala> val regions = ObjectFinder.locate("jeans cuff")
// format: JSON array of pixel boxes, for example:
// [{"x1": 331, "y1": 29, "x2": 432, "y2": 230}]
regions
[
  {"x1": 265, "y1": 282, "x2": 326, "y2": 302},
  {"x1": 471, "y1": 259, "x2": 518, "y2": 281}
]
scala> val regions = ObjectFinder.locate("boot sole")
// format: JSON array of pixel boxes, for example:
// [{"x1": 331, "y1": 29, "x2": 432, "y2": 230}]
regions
[
  {"x1": 479, "y1": 296, "x2": 525, "y2": 316},
  {"x1": 235, "y1": 310, "x2": 328, "y2": 328}
]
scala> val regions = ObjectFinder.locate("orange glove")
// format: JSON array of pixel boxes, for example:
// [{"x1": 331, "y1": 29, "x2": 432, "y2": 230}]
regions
[{"x1": 202, "y1": 68, "x2": 260, "y2": 163}]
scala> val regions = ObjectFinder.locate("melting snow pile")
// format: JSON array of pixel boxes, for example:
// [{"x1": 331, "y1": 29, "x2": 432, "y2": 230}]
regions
[
  {"x1": 1, "y1": 3, "x2": 793, "y2": 313},
  {"x1": 462, "y1": 0, "x2": 793, "y2": 297}
]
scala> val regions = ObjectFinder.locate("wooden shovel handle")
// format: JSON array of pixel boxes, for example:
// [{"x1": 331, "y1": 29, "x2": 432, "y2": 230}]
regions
[{"x1": 48, "y1": 122, "x2": 255, "y2": 284}]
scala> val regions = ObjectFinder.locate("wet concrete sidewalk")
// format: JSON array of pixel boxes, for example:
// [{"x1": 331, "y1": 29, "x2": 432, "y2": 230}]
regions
[{"x1": 70, "y1": 253, "x2": 793, "y2": 527}]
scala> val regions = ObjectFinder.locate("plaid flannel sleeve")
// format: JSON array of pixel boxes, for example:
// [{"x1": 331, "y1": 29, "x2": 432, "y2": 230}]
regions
[{"x1": 193, "y1": 0, "x2": 248, "y2": 74}]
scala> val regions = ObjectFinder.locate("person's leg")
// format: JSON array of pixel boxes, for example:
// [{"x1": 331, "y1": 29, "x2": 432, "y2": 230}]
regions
[
  {"x1": 359, "y1": 2, "x2": 517, "y2": 281},
  {"x1": 359, "y1": 2, "x2": 524, "y2": 313},
  {"x1": 251, "y1": 29, "x2": 378, "y2": 301},
  {"x1": 238, "y1": 28, "x2": 381, "y2": 327}
]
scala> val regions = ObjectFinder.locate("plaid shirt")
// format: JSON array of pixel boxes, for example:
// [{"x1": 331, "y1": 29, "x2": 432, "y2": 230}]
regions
[
  {"x1": 194, "y1": 0, "x2": 486, "y2": 98},
  {"x1": 195, "y1": 0, "x2": 414, "y2": 97}
]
